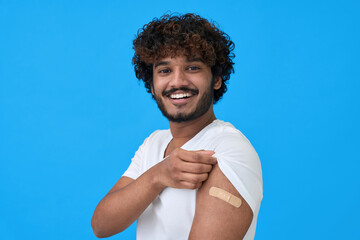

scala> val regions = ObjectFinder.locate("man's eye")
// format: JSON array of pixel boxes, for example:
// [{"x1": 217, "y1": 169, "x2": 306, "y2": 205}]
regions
[
  {"x1": 188, "y1": 66, "x2": 199, "y2": 71},
  {"x1": 159, "y1": 69, "x2": 170, "y2": 74}
]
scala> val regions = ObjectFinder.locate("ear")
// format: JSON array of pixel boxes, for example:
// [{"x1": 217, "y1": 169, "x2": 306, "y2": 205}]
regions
[{"x1": 213, "y1": 77, "x2": 222, "y2": 90}]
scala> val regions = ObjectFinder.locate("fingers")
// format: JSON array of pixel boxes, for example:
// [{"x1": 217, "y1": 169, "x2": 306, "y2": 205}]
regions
[
  {"x1": 174, "y1": 148, "x2": 217, "y2": 165},
  {"x1": 179, "y1": 181, "x2": 203, "y2": 190},
  {"x1": 176, "y1": 172, "x2": 208, "y2": 189},
  {"x1": 180, "y1": 162, "x2": 213, "y2": 174},
  {"x1": 159, "y1": 148, "x2": 217, "y2": 190},
  {"x1": 176, "y1": 172, "x2": 212, "y2": 189},
  {"x1": 180, "y1": 172, "x2": 209, "y2": 184},
  {"x1": 196, "y1": 150, "x2": 216, "y2": 156}
]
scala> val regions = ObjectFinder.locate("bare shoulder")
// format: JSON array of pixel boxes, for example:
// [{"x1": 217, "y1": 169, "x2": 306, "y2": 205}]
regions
[{"x1": 188, "y1": 164, "x2": 253, "y2": 240}]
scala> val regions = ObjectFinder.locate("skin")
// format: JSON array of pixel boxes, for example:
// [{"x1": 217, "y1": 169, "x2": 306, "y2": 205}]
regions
[
  {"x1": 188, "y1": 164, "x2": 253, "y2": 239},
  {"x1": 91, "y1": 55, "x2": 253, "y2": 239}
]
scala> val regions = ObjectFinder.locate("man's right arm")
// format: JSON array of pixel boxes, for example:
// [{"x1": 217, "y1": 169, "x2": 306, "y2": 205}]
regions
[
  {"x1": 91, "y1": 166, "x2": 164, "y2": 238},
  {"x1": 91, "y1": 148, "x2": 217, "y2": 238}
]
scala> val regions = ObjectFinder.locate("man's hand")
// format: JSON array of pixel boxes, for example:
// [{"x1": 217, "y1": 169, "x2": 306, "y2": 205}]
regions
[
  {"x1": 156, "y1": 148, "x2": 217, "y2": 190},
  {"x1": 91, "y1": 148, "x2": 217, "y2": 238}
]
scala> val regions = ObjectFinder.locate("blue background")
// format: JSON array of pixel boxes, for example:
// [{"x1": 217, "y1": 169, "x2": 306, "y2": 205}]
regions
[{"x1": 1, "y1": 0, "x2": 359, "y2": 239}]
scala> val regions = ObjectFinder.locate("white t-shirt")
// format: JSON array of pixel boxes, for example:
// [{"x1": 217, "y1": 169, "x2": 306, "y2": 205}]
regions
[{"x1": 123, "y1": 120, "x2": 263, "y2": 240}]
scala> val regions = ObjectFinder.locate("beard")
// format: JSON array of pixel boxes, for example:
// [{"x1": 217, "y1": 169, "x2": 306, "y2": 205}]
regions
[{"x1": 153, "y1": 81, "x2": 214, "y2": 123}]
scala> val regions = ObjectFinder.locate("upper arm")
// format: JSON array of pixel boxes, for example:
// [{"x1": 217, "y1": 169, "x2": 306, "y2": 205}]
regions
[{"x1": 188, "y1": 164, "x2": 253, "y2": 240}]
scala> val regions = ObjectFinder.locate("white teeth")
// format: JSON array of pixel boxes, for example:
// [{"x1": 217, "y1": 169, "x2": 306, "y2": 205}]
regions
[{"x1": 170, "y1": 93, "x2": 192, "y2": 99}]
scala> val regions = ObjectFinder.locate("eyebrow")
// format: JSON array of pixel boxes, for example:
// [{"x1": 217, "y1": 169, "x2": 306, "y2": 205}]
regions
[
  {"x1": 154, "y1": 57, "x2": 205, "y2": 69},
  {"x1": 154, "y1": 61, "x2": 170, "y2": 69}
]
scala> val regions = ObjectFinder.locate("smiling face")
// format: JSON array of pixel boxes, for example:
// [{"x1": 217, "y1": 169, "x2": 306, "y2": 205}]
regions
[{"x1": 152, "y1": 55, "x2": 222, "y2": 123}]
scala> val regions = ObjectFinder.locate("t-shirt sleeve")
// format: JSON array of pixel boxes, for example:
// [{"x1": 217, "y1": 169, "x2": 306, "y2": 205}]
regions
[
  {"x1": 122, "y1": 135, "x2": 151, "y2": 180},
  {"x1": 213, "y1": 133, "x2": 263, "y2": 215}
]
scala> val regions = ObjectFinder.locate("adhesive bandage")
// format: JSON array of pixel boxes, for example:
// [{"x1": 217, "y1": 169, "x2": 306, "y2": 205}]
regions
[{"x1": 209, "y1": 187, "x2": 242, "y2": 208}]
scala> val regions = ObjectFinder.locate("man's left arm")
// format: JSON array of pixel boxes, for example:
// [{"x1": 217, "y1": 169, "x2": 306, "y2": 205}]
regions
[{"x1": 188, "y1": 164, "x2": 253, "y2": 239}]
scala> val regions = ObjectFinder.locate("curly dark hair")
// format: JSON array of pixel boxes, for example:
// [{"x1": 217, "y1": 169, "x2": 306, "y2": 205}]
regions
[{"x1": 132, "y1": 13, "x2": 235, "y2": 103}]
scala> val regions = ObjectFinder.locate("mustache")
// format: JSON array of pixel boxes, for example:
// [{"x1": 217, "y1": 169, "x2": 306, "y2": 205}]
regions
[{"x1": 162, "y1": 87, "x2": 199, "y2": 97}]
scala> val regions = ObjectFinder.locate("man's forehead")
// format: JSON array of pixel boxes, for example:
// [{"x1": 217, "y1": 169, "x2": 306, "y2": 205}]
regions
[{"x1": 153, "y1": 56, "x2": 204, "y2": 68}]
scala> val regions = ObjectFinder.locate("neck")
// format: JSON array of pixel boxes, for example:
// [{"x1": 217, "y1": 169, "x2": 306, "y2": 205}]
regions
[{"x1": 168, "y1": 106, "x2": 216, "y2": 148}]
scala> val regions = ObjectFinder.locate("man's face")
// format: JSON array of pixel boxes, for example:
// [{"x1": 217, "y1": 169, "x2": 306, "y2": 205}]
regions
[{"x1": 152, "y1": 55, "x2": 221, "y2": 123}]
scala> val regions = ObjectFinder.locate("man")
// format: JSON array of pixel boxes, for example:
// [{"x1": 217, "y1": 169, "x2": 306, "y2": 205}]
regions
[{"x1": 91, "y1": 13, "x2": 263, "y2": 240}]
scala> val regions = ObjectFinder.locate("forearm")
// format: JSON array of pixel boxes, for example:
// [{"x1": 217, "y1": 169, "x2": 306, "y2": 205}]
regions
[{"x1": 91, "y1": 165, "x2": 164, "y2": 238}]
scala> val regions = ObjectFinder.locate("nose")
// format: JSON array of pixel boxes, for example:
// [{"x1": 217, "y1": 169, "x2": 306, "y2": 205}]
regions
[{"x1": 169, "y1": 69, "x2": 189, "y2": 88}]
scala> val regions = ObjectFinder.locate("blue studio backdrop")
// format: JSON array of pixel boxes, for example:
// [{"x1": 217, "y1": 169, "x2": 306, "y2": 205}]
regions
[{"x1": 1, "y1": 1, "x2": 359, "y2": 239}]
